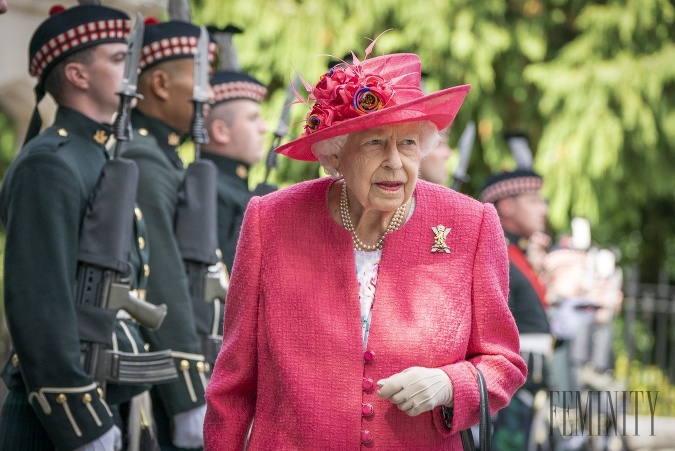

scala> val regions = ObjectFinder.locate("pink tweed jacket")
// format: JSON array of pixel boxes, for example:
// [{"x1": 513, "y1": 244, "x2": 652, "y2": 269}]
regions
[{"x1": 204, "y1": 177, "x2": 526, "y2": 450}]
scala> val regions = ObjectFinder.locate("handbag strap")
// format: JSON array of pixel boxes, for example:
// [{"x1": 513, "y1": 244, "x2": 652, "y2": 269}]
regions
[
  {"x1": 460, "y1": 368, "x2": 491, "y2": 451},
  {"x1": 477, "y1": 368, "x2": 491, "y2": 451}
]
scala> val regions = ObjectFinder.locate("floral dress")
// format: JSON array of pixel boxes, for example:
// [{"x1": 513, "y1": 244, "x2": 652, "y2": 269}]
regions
[{"x1": 354, "y1": 200, "x2": 415, "y2": 350}]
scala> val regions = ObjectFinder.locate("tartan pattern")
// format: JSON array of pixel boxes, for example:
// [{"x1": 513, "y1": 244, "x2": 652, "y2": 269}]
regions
[
  {"x1": 0, "y1": 390, "x2": 54, "y2": 450},
  {"x1": 29, "y1": 19, "x2": 130, "y2": 78},
  {"x1": 479, "y1": 176, "x2": 543, "y2": 203},
  {"x1": 492, "y1": 393, "x2": 532, "y2": 451},
  {"x1": 213, "y1": 81, "x2": 267, "y2": 103},
  {"x1": 139, "y1": 37, "x2": 217, "y2": 70}
]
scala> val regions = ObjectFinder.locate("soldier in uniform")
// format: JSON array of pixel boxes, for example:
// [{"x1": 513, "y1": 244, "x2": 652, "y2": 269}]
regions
[
  {"x1": 121, "y1": 18, "x2": 216, "y2": 450},
  {"x1": 479, "y1": 168, "x2": 552, "y2": 450},
  {"x1": 201, "y1": 70, "x2": 268, "y2": 270},
  {"x1": 0, "y1": 4, "x2": 158, "y2": 449}
]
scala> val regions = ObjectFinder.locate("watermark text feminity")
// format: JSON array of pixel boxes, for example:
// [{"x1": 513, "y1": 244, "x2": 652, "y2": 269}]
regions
[{"x1": 549, "y1": 390, "x2": 658, "y2": 436}]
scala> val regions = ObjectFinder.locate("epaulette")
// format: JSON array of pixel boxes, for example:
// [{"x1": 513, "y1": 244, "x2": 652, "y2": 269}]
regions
[
  {"x1": 131, "y1": 128, "x2": 158, "y2": 145},
  {"x1": 25, "y1": 127, "x2": 71, "y2": 155}
]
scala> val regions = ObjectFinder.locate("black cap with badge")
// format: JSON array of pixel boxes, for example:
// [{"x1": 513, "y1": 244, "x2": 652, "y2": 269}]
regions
[{"x1": 24, "y1": 4, "x2": 131, "y2": 144}]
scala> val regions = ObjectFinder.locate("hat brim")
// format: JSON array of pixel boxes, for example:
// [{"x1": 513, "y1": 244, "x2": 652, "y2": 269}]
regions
[{"x1": 275, "y1": 84, "x2": 471, "y2": 161}]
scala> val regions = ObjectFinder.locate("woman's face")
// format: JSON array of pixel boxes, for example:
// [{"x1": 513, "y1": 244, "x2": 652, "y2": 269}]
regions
[{"x1": 333, "y1": 122, "x2": 423, "y2": 213}]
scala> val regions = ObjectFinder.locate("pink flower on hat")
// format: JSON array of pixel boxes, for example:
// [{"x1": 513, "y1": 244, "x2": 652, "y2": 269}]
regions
[
  {"x1": 275, "y1": 34, "x2": 471, "y2": 162},
  {"x1": 304, "y1": 64, "x2": 394, "y2": 135}
]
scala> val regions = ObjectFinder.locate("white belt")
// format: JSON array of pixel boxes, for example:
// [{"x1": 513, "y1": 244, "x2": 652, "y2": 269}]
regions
[{"x1": 519, "y1": 333, "x2": 554, "y2": 355}]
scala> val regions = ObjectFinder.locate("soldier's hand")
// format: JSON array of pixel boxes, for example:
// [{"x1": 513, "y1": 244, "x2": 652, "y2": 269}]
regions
[
  {"x1": 172, "y1": 404, "x2": 207, "y2": 448},
  {"x1": 377, "y1": 366, "x2": 454, "y2": 416}
]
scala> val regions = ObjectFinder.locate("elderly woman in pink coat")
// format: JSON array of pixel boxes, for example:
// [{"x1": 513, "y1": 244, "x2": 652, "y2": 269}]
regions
[{"x1": 204, "y1": 48, "x2": 526, "y2": 450}]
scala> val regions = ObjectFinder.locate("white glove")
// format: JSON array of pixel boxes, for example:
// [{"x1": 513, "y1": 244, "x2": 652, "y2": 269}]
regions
[
  {"x1": 75, "y1": 425, "x2": 122, "y2": 451},
  {"x1": 172, "y1": 404, "x2": 207, "y2": 448},
  {"x1": 377, "y1": 366, "x2": 454, "y2": 417}
]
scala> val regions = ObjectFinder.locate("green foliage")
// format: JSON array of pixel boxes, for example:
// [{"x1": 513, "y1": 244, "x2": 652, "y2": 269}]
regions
[
  {"x1": 524, "y1": 0, "x2": 675, "y2": 280},
  {"x1": 192, "y1": 0, "x2": 555, "y2": 192},
  {"x1": 0, "y1": 110, "x2": 16, "y2": 179},
  {"x1": 614, "y1": 353, "x2": 675, "y2": 417},
  {"x1": 197, "y1": 0, "x2": 675, "y2": 279}
]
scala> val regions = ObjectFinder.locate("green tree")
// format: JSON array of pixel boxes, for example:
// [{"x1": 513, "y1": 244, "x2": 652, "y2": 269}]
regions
[
  {"x1": 192, "y1": 0, "x2": 551, "y2": 187},
  {"x1": 191, "y1": 0, "x2": 675, "y2": 281},
  {"x1": 525, "y1": 0, "x2": 675, "y2": 280}
]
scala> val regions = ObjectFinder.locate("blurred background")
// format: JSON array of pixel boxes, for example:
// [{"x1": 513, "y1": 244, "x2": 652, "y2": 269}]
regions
[{"x1": 1, "y1": 0, "x2": 674, "y2": 439}]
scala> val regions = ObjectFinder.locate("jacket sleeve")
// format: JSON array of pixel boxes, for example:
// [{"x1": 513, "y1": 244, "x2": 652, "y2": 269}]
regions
[
  {"x1": 436, "y1": 202, "x2": 527, "y2": 434},
  {"x1": 204, "y1": 195, "x2": 262, "y2": 449},
  {"x1": 2, "y1": 153, "x2": 115, "y2": 449},
  {"x1": 123, "y1": 144, "x2": 206, "y2": 415}
]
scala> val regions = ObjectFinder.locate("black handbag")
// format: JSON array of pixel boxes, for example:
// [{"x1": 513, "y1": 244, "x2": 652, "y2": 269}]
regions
[{"x1": 460, "y1": 368, "x2": 490, "y2": 451}]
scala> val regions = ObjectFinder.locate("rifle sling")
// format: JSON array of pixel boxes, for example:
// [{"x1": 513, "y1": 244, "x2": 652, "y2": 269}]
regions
[{"x1": 191, "y1": 295, "x2": 215, "y2": 336}]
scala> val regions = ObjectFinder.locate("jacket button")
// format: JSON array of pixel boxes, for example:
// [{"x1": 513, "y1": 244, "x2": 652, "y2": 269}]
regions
[
  {"x1": 360, "y1": 430, "x2": 373, "y2": 444},
  {"x1": 362, "y1": 403, "x2": 374, "y2": 417},
  {"x1": 362, "y1": 377, "x2": 374, "y2": 391},
  {"x1": 364, "y1": 350, "x2": 375, "y2": 362}
]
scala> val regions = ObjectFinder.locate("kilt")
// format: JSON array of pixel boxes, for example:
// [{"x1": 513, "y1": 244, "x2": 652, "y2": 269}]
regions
[{"x1": 0, "y1": 390, "x2": 54, "y2": 450}]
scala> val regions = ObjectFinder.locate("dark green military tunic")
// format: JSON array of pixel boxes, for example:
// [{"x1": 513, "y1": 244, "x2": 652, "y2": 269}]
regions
[
  {"x1": 121, "y1": 110, "x2": 207, "y2": 422},
  {"x1": 200, "y1": 152, "x2": 253, "y2": 271},
  {"x1": 493, "y1": 231, "x2": 552, "y2": 451},
  {"x1": 0, "y1": 107, "x2": 151, "y2": 449},
  {"x1": 505, "y1": 232, "x2": 550, "y2": 336}
]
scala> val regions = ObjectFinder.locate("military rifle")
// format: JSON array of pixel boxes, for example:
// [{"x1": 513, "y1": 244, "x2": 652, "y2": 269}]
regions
[
  {"x1": 74, "y1": 15, "x2": 176, "y2": 393},
  {"x1": 175, "y1": 26, "x2": 228, "y2": 366},
  {"x1": 253, "y1": 76, "x2": 300, "y2": 195},
  {"x1": 450, "y1": 121, "x2": 476, "y2": 192},
  {"x1": 207, "y1": 24, "x2": 243, "y2": 71},
  {"x1": 504, "y1": 131, "x2": 533, "y2": 170}
]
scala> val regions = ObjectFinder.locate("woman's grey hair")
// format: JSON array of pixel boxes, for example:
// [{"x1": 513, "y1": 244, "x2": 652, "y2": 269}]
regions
[{"x1": 311, "y1": 120, "x2": 440, "y2": 179}]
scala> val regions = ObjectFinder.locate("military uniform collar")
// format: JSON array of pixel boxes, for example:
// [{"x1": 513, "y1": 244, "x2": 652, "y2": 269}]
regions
[
  {"x1": 201, "y1": 151, "x2": 250, "y2": 186},
  {"x1": 131, "y1": 109, "x2": 186, "y2": 169},
  {"x1": 505, "y1": 231, "x2": 529, "y2": 252},
  {"x1": 54, "y1": 107, "x2": 113, "y2": 151}
]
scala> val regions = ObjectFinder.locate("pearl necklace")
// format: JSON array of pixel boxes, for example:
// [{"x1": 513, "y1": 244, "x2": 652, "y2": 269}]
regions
[{"x1": 340, "y1": 181, "x2": 407, "y2": 251}]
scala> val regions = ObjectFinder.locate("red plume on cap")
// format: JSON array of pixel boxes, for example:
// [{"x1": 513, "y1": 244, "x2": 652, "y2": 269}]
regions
[
  {"x1": 48, "y1": 4, "x2": 66, "y2": 15},
  {"x1": 144, "y1": 16, "x2": 160, "y2": 26}
]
